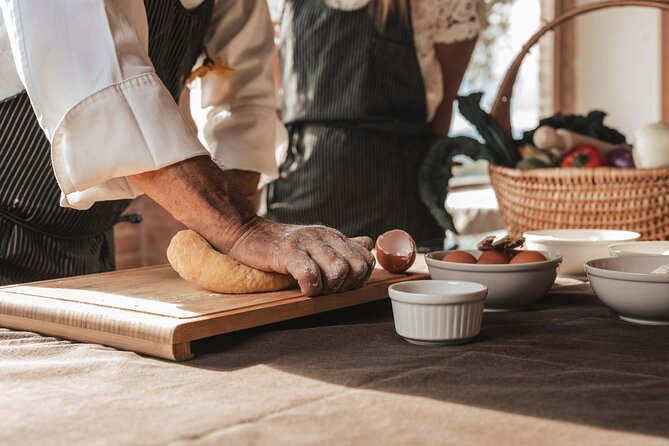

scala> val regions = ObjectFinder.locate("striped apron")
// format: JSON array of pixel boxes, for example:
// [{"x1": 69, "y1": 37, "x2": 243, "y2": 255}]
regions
[
  {"x1": 0, "y1": 0, "x2": 213, "y2": 285},
  {"x1": 266, "y1": 0, "x2": 444, "y2": 249}
]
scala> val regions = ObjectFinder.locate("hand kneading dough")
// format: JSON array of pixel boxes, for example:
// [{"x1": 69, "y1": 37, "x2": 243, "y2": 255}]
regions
[{"x1": 167, "y1": 230, "x2": 296, "y2": 294}]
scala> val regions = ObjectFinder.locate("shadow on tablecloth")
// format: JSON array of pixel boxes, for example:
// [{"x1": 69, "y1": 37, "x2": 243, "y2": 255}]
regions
[{"x1": 190, "y1": 285, "x2": 669, "y2": 439}]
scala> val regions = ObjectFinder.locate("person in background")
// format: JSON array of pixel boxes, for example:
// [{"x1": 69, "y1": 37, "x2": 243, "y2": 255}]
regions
[
  {"x1": 0, "y1": 0, "x2": 374, "y2": 295},
  {"x1": 265, "y1": 0, "x2": 485, "y2": 251}
]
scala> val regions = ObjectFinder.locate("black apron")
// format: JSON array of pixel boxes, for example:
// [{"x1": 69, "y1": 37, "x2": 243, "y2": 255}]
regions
[
  {"x1": 266, "y1": 0, "x2": 444, "y2": 249},
  {"x1": 0, "y1": 0, "x2": 213, "y2": 285}
]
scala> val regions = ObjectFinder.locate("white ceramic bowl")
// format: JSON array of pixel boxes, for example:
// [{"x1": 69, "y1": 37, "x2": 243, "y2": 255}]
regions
[
  {"x1": 524, "y1": 229, "x2": 640, "y2": 276},
  {"x1": 425, "y1": 251, "x2": 562, "y2": 311},
  {"x1": 388, "y1": 280, "x2": 487, "y2": 345},
  {"x1": 609, "y1": 241, "x2": 669, "y2": 257},
  {"x1": 585, "y1": 256, "x2": 669, "y2": 326}
]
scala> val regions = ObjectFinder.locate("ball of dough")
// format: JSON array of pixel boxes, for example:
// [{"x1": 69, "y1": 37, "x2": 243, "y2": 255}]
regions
[{"x1": 167, "y1": 230, "x2": 296, "y2": 294}]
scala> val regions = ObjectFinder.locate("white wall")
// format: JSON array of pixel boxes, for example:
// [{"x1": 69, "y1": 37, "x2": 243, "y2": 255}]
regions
[{"x1": 572, "y1": 2, "x2": 661, "y2": 138}]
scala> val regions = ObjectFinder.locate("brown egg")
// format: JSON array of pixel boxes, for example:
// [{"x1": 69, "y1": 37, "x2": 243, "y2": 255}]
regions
[
  {"x1": 510, "y1": 251, "x2": 547, "y2": 264},
  {"x1": 375, "y1": 230, "x2": 417, "y2": 274},
  {"x1": 477, "y1": 250, "x2": 511, "y2": 264},
  {"x1": 442, "y1": 251, "x2": 477, "y2": 264}
]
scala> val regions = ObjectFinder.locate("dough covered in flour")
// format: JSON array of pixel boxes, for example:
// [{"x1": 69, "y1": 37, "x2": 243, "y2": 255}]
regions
[{"x1": 167, "y1": 230, "x2": 296, "y2": 294}]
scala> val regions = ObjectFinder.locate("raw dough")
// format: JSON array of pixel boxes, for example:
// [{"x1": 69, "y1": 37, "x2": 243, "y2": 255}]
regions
[{"x1": 167, "y1": 230, "x2": 296, "y2": 294}]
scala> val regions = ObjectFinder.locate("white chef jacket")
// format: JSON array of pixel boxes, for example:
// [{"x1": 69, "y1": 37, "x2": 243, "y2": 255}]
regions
[{"x1": 0, "y1": 0, "x2": 280, "y2": 210}]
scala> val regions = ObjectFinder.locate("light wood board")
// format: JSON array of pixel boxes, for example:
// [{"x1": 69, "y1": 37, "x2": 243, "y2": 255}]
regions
[{"x1": 0, "y1": 266, "x2": 426, "y2": 361}]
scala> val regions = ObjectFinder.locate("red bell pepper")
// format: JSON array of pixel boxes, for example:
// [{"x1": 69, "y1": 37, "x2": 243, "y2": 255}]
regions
[{"x1": 561, "y1": 144, "x2": 608, "y2": 168}]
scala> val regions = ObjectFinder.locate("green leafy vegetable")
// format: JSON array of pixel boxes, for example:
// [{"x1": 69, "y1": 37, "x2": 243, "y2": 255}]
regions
[
  {"x1": 456, "y1": 93, "x2": 520, "y2": 167},
  {"x1": 418, "y1": 92, "x2": 628, "y2": 232},
  {"x1": 521, "y1": 110, "x2": 627, "y2": 146},
  {"x1": 418, "y1": 136, "x2": 496, "y2": 233}
]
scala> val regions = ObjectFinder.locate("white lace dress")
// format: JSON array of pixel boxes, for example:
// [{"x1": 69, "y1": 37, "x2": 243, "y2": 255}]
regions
[{"x1": 267, "y1": 0, "x2": 486, "y2": 121}]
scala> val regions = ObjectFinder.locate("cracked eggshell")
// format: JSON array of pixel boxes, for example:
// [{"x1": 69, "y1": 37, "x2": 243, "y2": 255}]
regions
[{"x1": 376, "y1": 230, "x2": 417, "y2": 274}]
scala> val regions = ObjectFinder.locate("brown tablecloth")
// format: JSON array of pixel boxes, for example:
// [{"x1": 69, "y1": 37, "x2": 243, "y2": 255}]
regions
[{"x1": 1, "y1": 283, "x2": 668, "y2": 445}]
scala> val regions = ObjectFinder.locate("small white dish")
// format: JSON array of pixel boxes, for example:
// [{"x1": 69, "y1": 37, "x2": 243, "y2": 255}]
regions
[
  {"x1": 524, "y1": 229, "x2": 640, "y2": 276},
  {"x1": 609, "y1": 241, "x2": 669, "y2": 257},
  {"x1": 585, "y1": 256, "x2": 669, "y2": 326},
  {"x1": 425, "y1": 251, "x2": 562, "y2": 311},
  {"x1": 388, "y1": 280, "x2": 487, "y2": 345}
]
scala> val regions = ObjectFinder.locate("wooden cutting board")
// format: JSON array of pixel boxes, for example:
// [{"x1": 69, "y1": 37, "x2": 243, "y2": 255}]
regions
[{"x1": 0, "y1": 265, "x2": 426, "y2": 361}]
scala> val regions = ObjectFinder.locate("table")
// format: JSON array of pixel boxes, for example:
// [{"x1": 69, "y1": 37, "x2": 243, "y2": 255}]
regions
[{"x1": 1, "y1": 280, "x2": 667, "y2": 445}]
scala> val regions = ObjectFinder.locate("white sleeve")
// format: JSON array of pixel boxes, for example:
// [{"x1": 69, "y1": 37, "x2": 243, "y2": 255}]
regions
[
  {"x1": 189, "y1": 0, "x2": 283, "y2": 186},
  {"x1": 0, "y1": 0, "x2": 208, "y2": 210}
]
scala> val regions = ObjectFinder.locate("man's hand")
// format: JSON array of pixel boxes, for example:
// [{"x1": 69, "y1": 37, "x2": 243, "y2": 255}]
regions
[
  {"x1": 229, "y1": 218, "x2": 375, "y2": 296},
  {"x1": 128, "y1": 156, "x2": 375, "y2": 296}
]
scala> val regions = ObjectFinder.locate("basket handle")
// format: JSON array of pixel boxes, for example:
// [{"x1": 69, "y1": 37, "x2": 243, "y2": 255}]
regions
[{"x1": 490, "y1": 0, "x2": 669, "y2": 138}]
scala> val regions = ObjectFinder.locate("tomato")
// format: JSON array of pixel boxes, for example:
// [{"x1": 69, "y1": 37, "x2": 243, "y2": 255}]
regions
[{"x1": 561, "y1": 144, "x2": 608, "y2": 168}]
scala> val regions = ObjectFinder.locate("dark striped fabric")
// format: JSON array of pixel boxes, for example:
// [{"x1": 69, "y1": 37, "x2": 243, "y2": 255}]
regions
[
  {"x1": 266, "y1": 0, "x2": 444, "y2": 248},
  {"x1": 0, "y1": 0, "x2": 213, "y2": 285},
  {"x1": 0, "y1": 92, "x2": 124, "y2": 284},
  {"x1": 278, "y1": 0, "x2": 427, "y2": 134},
  {"x1": 144, "y1": 0, "x2": 214, "y2": 99}
]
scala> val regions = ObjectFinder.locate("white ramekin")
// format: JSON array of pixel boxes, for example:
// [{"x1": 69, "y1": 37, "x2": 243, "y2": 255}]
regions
[{"x1": 388, "y1": 280, "x2": 487, "y2": 346}]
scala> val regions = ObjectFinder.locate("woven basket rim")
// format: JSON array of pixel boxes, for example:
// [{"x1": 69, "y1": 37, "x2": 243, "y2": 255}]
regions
[{"x1": 489, "y1": 164, "x2": 669, "y2": 179}]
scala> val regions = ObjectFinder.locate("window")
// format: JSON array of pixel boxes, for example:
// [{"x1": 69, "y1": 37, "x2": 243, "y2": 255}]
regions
[{"x1": 452, "y1": 0, "x2": 543, "y2": 139}]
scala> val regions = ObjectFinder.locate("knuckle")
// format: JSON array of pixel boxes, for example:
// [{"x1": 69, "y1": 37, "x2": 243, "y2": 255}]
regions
[
  {"x1": 289, "y1": 255, "x2": 319, "y2": 279},
  {"x1": 330, "y1": 259, "x2": 349, "y2": 277},
  {"x1": 301, "y1": 264, "x2": 319, "y2": 282},
  {"x1": 351, "y1": 259, "x2": 368, "y2": 277},
  {"x1": 355, "y1": 247, "x2": 375, "y2": 269},
  {"x1": 323, "y1": 259, "x2": 349, "y2": 292}
]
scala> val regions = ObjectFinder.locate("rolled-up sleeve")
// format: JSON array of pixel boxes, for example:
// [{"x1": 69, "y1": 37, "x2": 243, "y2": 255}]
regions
[
  {"x1": 189, "y1": 0, "x2": 283, "y2": 185},
  {"x1": 0, "y1": 0, "x2": 208, "y2": 210}
]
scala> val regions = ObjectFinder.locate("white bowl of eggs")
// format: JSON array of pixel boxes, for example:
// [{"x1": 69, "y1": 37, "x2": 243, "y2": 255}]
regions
[{"x1": 425, "y1": 249, "x2": 562, "y2": 311}]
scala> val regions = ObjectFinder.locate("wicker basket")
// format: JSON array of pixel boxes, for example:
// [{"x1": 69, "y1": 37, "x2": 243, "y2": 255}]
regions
[{"x1": 488, "y1": 0, "x2": 669, "y2": 240}]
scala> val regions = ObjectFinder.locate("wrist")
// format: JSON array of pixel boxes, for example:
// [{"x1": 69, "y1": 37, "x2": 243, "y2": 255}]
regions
[
  {"x1": 128, "y1": 156, "x2": 258, "y2": 253},
  {"x1": 200, "y1": 209, "x2": 260, "y2": 254}
]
